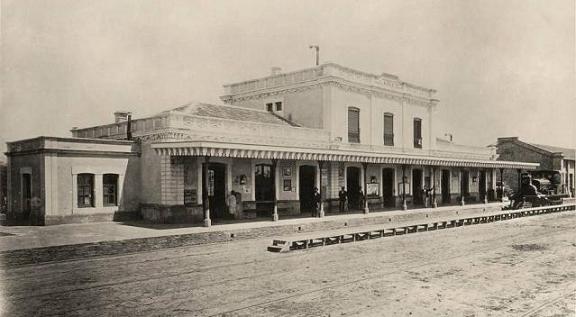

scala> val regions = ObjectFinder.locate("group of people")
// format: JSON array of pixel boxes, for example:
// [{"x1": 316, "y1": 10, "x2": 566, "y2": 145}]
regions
[
  {"x1": 337, "y1": 186, "x2": 365, "y2": 213},
  {"x1": 309, "y1": 186, "x2": 368, "y2": 216},
  {"x1": 225, "y1": 186, "x2": 369, "y2": 219}
]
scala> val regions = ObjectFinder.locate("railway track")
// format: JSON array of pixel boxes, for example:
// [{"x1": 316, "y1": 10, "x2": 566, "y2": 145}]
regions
[{"x1": 268, "y1": 203, "x2": 576, "y2": 252}]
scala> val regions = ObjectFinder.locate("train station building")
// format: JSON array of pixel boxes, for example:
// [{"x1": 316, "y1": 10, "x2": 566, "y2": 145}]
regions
[{"x1": 5, "y1": 63, "x2": 538, "y2": 225}]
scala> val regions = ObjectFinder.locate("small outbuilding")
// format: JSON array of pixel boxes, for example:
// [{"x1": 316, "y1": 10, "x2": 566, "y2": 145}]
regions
[
  {"x1": 496, "y1": 137, "x2": 575, "y2": 197},
  {"x1": 5, "y1": 137, "x2": 140, "y2": 225}
]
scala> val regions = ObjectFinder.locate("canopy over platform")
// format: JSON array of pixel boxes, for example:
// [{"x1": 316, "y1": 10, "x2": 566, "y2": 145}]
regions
[{"x1": 152, "y1": 141, "x2": 539, "y2": 170}]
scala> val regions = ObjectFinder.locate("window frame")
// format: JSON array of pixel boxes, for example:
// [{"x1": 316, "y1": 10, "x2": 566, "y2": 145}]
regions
[
  {"x1": 348, "y1": 107, "x2": 361, "y2": 143},
  {"x1": 275, "y1": 101, "x2": 282, "y2": 111},
  {"x1": 383, "y1": 112, "x2": 394, "y2": 146},
  {"x1": 103, "y1": 174, "x2": 119, "y2": 207},
  {"x1": 77, "y1": 173, "x2": 95, "y2": 208},
  {"x1": 266, "y1": 103, "x2": 273, "y2": 112},
  {"x1": 413, "y1": 117, "x2": 422, "y2": 148}
]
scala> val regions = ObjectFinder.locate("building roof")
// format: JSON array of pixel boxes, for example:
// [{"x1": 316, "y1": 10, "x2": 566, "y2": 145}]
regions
[
  {"x1": 527, "y1": 143, "x2": 575, "y2": 160},
  {"x1": 220, "y1": 63, "x2": 438, "y2": 106},
  {"x1": 497, "y1": 137, "x2": 575, "y2": 161},
  {"x1": 165, "y1": 102, "x2": 300, "y2": 127}
]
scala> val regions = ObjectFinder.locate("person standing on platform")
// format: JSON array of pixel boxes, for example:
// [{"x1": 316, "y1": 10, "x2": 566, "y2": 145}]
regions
[
  {"x1": 227, "y1": 190, "x2": 237, "y2": 219},
  {"x1": 313, "y1": 187, "x2": 321, "y2": 217},
  {"x1": 338, "y1": 187, "x2": 348, "y2": 212},
  {"x1": 358, "y1": 186, "x2": 365, "y2": 210}
]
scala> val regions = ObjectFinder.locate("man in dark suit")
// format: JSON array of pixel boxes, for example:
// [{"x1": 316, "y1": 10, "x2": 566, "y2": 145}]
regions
[{"x1": 338, "y1": 187, "x2": 348, "y2": 212}]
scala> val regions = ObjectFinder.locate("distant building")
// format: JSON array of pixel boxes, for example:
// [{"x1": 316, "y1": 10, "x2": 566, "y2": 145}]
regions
[
  {"x1": 0, "y1": 161, "x2": 7, "y2": 212},
  {"x1": 496, "y1": 137, "x2": 575, "y2": 197},
  {"x1": 5, "y1": 63, "x2": 537, "y2": 225}
]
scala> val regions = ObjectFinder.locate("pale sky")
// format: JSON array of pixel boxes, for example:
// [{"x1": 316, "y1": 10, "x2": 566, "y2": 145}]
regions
[{"x1": 1, "y1": 0, "x2": 575, "y2": 159}]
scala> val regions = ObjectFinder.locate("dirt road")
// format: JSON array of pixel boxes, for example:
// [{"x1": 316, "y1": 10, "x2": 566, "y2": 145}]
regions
[{"x1": 1, "y1": 212, "x2": 574, "y2": 316}]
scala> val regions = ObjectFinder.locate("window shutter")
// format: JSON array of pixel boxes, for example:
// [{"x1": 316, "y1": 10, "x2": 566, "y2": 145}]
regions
[
  {"x1": 414, "y1": 118, "x2": 422, "y2": 148},
  {"x1": 384, "y1": 113, "x2": 394, "y2": 146},
  {"x1": 348, "y1": 108, "x2": 360, "y2": 143}
]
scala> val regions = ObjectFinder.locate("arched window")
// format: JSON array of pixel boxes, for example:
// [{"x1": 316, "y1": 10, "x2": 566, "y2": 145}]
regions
[
  {"x1": 77, "y1": 174, "x2": 94, "y2": 208},
  {"x1": 103, "y1": 174, "x2": 119, "y2": 206},
  {"x1": 413, "y1": 118, "x2": 422, "y2": 148},
  {"x1": 348, "y1": 107, "x2": 360, "y2": 143},
  {"x1": 383, "y1": 113, "x2": 394, "y2": 146}
]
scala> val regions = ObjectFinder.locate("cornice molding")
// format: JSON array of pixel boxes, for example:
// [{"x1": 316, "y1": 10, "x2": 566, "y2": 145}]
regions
[{"x1": 221, "y1": 78, "x2": 436, "y2": 107}]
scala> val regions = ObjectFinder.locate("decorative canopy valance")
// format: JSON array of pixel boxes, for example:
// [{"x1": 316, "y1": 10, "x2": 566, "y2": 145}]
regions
[{"x1": 151, "y1": 141, "x2": 539, "y2": 170}]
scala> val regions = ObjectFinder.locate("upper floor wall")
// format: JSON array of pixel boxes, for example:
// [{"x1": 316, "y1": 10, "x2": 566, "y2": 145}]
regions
[{"x1": 220, "y1": 63, "x2": 438, "y2": 152}]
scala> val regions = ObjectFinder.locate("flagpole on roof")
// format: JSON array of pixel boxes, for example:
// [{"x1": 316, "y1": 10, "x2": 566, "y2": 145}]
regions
[{"x1": 309, "y1": 45, "x2": 319, "y2": 66}]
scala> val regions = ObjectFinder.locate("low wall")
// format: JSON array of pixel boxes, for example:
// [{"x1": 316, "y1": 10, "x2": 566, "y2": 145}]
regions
[
  {"x1": 4, "y1": 211, "x2": 139, "y2": 226},
  {"x1": 140, "y1": 204, "x2": 203, "y2": 224},
  {"x1": 45, "y1": 211, "x2": 140, "y2": 225}
]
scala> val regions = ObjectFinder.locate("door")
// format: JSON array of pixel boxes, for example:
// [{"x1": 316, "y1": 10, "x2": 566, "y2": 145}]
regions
[
  {"x1": 347, "y1": 167, "x2": 361, "y2": 210},
  {"x1": 299, "y1": 165, "x2": 316, "y2": 213},
  {"x1": 255, "y1": 164, "x2": 274, "y2": 217},
  {"x1": 479, "y1": 171, "x2": 486, "y2": 201},
  {"x1": 412, "y1": 169, "x2": 423, "y2": 205},
  {"x1": 441, "y1": 170, "x2": 450, "y2": 203},
  {"x1": 461, "y1": 170, "x2": 470, "y2": 200},
  {"x1": 382, "y1": 168, "x2": 395, "y2": 207},
  {"x1": 207, "y1": 163, "x2": 226, "y2": 219},
  {"x1": 21, "y1": 173, "x2": 32, "y2": 221}
]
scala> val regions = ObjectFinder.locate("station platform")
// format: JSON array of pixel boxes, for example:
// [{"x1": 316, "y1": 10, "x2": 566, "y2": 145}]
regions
[{"x1": 0, "y1": 201, "x2": 571, "y2": 266}]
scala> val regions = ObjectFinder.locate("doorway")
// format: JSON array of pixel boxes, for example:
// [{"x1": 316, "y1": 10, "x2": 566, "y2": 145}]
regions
[
  {"x1": 299, "y1": 165, "x2": 316, "y2": 213},
  {"x1": 347, "y1": 166, "x2": 361, "y2": 210},
  {"x1": 441, "y1": 170, "x2": 450, "y2": 204},
  {"x1": 382, "y1": 168, "x2": 395, "y2": 207},
  {"x1": 461, "y1": 170, "x2": 470, "y2": 200},
  {"x1": 479, "y1": 170, "x2": 486, "y2": 201},
  {"x1": 206, "y1": 163, "x2": 227, "y2": 220},
  {"x1": 255, "y1": 164, "x2": 274, "y2": 217},
  {"x1": 412, "y1": 169, "x2": 423, "y2": 205},
  {"x1": 21, "y1": 173, "x2": 32, "y2": 222}
]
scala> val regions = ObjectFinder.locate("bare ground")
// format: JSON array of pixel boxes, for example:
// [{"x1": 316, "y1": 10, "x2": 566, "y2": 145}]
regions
[{"x1": 0, "y1": 212, "x2": 575, "y2": 317}]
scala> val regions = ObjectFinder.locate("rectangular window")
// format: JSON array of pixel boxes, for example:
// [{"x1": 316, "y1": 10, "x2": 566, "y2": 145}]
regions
[
  {"x1": 266, "y1": 103, "x2": 273, "y2": 112},
  {"x1": 275, "y1": 101, "x2": 282, "y2": 111},
  {"x1": 383, "y1": 113, "x2": 394, "y2": 146},
  {"x1": 77, "y1": 174, "x2": 94, "y2": 208},
  {"x1": 348, "y1": 107, "x2": 360, "y2": 143},
  {"x1": 103, "y1": 174, "x2": 118, "y2": 206},
  {"x1": 413, "y1": 118, "x2": 422, "y2": 148}
]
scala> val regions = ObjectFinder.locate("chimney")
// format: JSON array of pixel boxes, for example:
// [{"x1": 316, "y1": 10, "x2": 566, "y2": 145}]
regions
[
  {"x1": 114, "y1": 111, "x2": 132, "y2": 123},
  {"x1": 270, "y1": 67, "x2": 282, "y2": 76},
  {"x1": 126, "y1": 114, "x2": 132, "y2": 140}
]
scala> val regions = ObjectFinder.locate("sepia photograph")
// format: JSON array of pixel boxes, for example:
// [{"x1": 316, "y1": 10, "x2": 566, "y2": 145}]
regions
[{"x1": 0, "y1": 0, "x2": 575, "y2": 316}]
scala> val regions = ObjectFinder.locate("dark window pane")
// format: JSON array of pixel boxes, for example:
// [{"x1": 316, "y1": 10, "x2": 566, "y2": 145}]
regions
[
  {"x1": 266, "y1": 103, "x2": 273, "y2": 112},
  {"x1": 275, "y1": 102, "x2": 282, "y2": 111}
]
